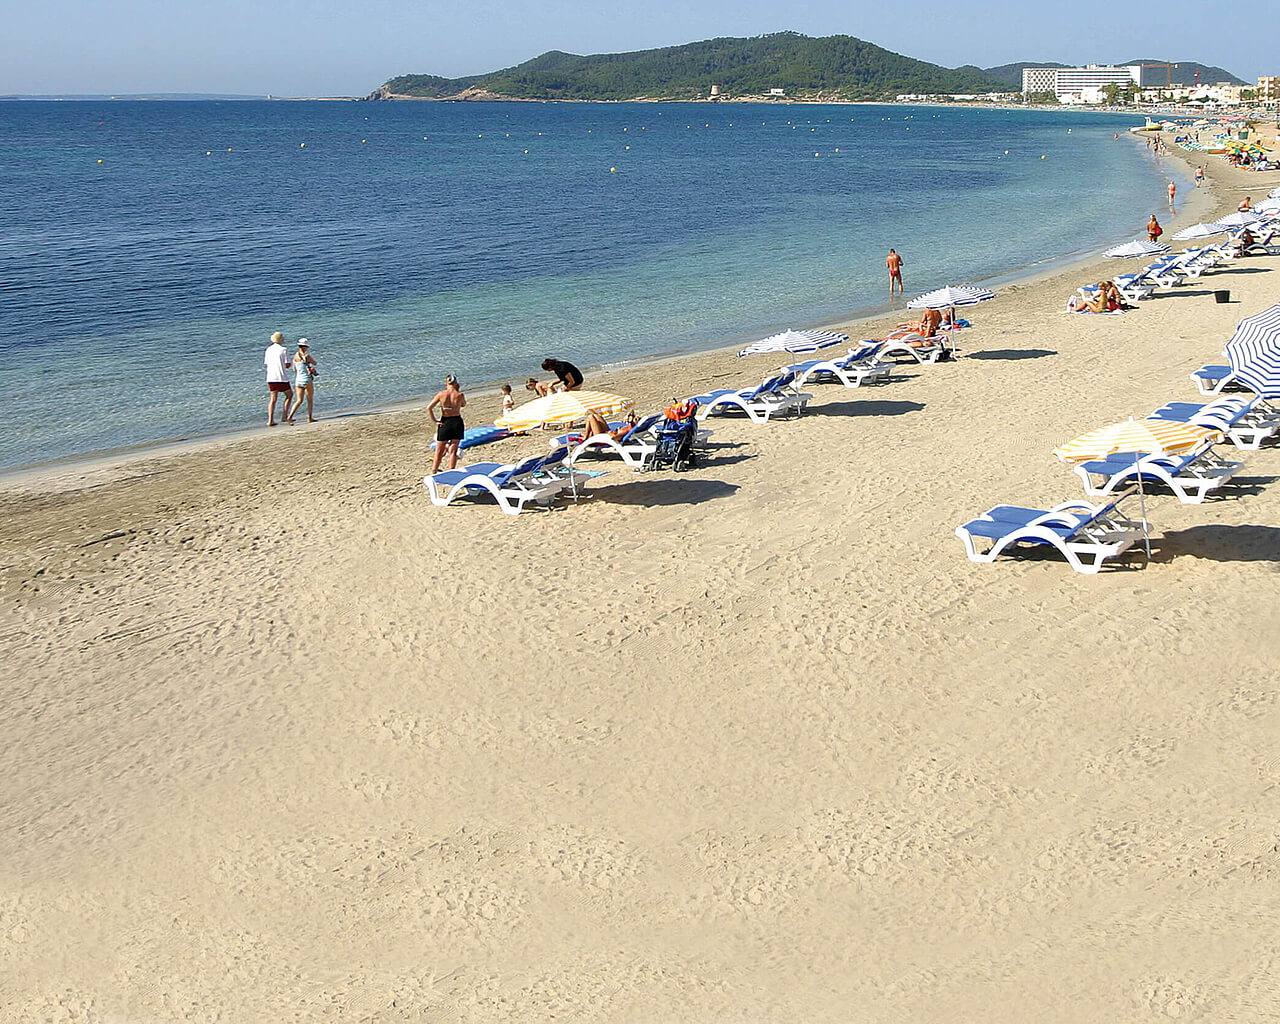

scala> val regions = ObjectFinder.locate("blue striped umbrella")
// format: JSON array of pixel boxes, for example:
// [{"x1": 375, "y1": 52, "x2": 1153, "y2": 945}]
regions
[
  {"x1": 738, "y1": 328, "x2": 848, "y2": 357},
  {"x1": 1223, "y1": 302, "x2": 1280, "y2": 397},
  {"x1": 1103, "y1": 239, "x2": 1171, "y2": 258}
]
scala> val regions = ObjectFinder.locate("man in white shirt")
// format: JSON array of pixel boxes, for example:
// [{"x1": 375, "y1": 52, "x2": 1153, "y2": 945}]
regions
[{"x1": 264, "y1": 331, "x2": 293, "y2": 426}]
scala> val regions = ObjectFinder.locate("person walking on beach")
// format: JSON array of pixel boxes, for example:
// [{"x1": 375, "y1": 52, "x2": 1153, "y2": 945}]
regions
[
  {"x1": 1195, "y1": 166, "x2": 1204, "y2": 187},
  {"x1": 541, "y1": 357, "x2": 583, "y2": 391},
  {"x1": 264, "y1": 331, "x2": 293, "y2": 426},
  {"x1": 428, "y1": 374, "x2": 466, "y2": 474},
  {"x1": 1147, "y1": 214, "x2": 1163, "y2": 243},
  {"x1": 1167, "y1": 180, "x2": 1177, "y2": 207},
  {"x1": 287, "y1": 338, "x2": 317, "y2": 423},
  {"x1": 886, "y1": 249, "x2": 904, "y2": 295}
]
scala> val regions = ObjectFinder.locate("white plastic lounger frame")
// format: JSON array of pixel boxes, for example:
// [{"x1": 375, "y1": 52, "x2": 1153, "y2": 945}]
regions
[
  {"x1": 1072, "y1": 446, "x2": 1243, "y2": 504},
  {"x1": 693, "y1": 373, "x2": 812, "y2": 424},
  {"x1": 878, "y1": 334, "x2": 945, "y2": 364},
  {"x1": 424, "y1": 451, "x2": 585, "y2": 515},
  {"x1": 788, "y1": 348, "x2": 893, "y2": 389},
  {"x1": 955, "y1": 497, "x2": 1147, "y2": 575}
]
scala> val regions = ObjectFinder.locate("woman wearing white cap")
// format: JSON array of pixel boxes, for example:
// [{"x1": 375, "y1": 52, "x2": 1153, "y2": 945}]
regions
[{"x1": 288, "y1": 338, "x2": 318, "y2": 423}]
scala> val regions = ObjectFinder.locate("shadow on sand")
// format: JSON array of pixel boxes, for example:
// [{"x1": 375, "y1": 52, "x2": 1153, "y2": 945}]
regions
[
  {"x1": 967, "y1": 348, "x2": 1058, "y2": 361},
  {"x1": 593, "y1": 477, "x2": 740, "y2": 507},
  {"x1": 812, "y1": 399, "x2": 926, "y2": 418},
  {"x1": 1151, "y1": 524, "x2": 1280, "y2": 564}
]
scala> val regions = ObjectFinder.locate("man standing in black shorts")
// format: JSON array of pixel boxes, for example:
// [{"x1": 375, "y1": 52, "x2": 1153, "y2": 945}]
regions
[{"x1": 541, "y1": 357, "x2": 583, "y2": 391}]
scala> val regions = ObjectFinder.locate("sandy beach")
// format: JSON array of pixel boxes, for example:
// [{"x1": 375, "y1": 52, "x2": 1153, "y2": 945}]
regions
[{"x1": 2, "y1": 130, "x2": 1279, "y2": 1023}]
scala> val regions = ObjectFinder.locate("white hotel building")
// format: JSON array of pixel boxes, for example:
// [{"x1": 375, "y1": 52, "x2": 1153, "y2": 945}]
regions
[{"x1": 1022, "y1": 65, "x2": 1143, "y2": 101}]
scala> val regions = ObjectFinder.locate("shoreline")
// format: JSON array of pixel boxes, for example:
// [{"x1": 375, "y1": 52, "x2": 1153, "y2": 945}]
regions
[{"x1": 0, "y1": 123, "x2": 1202, "y2": 490}]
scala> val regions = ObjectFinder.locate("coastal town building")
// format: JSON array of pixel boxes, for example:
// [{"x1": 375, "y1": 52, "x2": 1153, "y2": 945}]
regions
[
  {"x1": 1258, "y1": 76, "x2": 1279, "y2": 101},
  {"x1": 1021, "y1": 65, "x2": 1142, "y2": 101}
]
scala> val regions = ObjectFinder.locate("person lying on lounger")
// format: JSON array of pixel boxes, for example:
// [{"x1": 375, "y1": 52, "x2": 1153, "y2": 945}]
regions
[{"x1": 576, "y1": 409, "x2": 639, "y2": 444}]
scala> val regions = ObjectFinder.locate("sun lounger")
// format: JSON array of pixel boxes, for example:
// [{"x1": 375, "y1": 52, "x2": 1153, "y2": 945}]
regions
[
  {"x1": 691, "y1": 371, "x2": 812, "y2": 423},
  {"x1": 785, "y1": 343, "x2": 892, "y2": 388},
  {"x1": 1190, "y1": 363, "x2": 1242, "y2": 396},
  {"x1": 423, "y1": 447, "x2": 587, "y2": 515},
  {"x1": 955, "y1": 495, "x2": 1147, "y2": 574},
  {"x1": 1150, "y1": 397, "x2": 1280, "y2": 450},
  {"x1": 1070, "y1": 446, "x2": 1243, "y2": 504},
  {"x1": 566, "y1": 413, "x2": 663, "y2": 468},
  {"x1": 878, "y1": 332, "x2": 946, "y2": 364}
]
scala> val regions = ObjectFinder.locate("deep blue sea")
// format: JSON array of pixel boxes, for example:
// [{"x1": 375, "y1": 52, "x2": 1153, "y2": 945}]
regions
[{"x1": 0, "y1": 100, "x2": 1182, "y2": 470}]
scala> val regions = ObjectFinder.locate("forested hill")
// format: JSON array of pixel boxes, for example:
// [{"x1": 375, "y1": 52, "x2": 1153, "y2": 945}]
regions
[{"x1": 373, "y1": 33, "x2": 1011, "y2": 101}]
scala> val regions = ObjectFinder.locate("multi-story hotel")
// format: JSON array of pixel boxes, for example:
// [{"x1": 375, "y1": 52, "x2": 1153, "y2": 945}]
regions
[
  {"x1": 1021, "y1": 65, "x2": 1143, "y2": 100},
  {"x1": 1258, "y1": 76, "x2": 1279, "y2": 101}
]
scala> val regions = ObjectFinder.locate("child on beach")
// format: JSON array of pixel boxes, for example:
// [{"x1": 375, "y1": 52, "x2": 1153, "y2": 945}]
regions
[
  {"x1": 525, "y1": 377, "x2": 555, "y2": 397},
  {"x1": 500, "y1": 383, "x2": 516, "y2": 418}
]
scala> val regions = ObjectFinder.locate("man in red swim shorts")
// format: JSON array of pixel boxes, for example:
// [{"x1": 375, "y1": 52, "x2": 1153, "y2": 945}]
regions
[{"x1": 886, "y1": 248, "x2": 904, "y2": 295}]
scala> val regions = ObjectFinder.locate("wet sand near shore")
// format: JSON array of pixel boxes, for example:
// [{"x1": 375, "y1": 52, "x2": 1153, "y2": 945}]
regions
[{"x1": 2, "y1": 129, "x2": 1278, "y2": 1022}]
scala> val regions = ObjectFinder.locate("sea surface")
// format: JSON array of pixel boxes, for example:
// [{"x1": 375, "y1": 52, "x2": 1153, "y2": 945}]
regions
[{"x1": 0, "y1": 100, "x2": 1184, "y2": 470}]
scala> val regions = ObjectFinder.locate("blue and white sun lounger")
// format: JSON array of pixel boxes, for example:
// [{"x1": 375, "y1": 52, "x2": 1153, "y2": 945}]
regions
[
  {"x1": 424, "y1": 447, "x2": 587, "y2": 515},
  {"x1": 1071, "y1": 446, "x2": 1242, "y2": 504},
  {"x1": 691, "y1": 371, "x2": 812, "y2": 423},
  {"x1": 785, "y1": 343, "x2": 892, "y2": 388},
  {"x1": 566, "y1": 413, "x2": 662, "y2": 468},
  {"x1": 1150, "y1": 397, "x2": 1280, "y2": 450},
  {"x1": 1189, "y1": 363, "x2": 1244, "y2": 397},
  {"x1": 956, "y1": 495, "x2": 1147, "y2": 574}
]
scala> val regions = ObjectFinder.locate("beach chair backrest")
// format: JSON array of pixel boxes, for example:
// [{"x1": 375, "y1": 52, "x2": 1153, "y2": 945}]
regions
[{"x1": 620, "y1": 414, "x2": 660, "y2": 443}]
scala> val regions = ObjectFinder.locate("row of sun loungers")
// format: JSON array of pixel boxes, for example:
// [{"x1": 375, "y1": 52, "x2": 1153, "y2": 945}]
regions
[{"x1": 959, "y1": 379, "x2": 1279, "y2": 573}]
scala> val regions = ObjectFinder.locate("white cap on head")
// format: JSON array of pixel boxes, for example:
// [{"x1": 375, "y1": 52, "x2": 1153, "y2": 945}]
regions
[{"x1": 297, "y1": 338, "x2": 309, "y2": 346}]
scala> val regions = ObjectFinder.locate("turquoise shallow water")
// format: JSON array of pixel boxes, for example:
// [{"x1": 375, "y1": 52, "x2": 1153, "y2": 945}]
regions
[{"x1": 0, "y1": 100, "x2": 1180, "y2": 469}]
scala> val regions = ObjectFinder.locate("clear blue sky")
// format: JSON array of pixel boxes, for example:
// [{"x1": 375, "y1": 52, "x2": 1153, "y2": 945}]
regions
[{"x1": 2, "y1": 0, "x2": 1272, "y2": 96}]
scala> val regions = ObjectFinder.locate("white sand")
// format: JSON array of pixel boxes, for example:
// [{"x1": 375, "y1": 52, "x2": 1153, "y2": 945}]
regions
[{"x1": 2, "y1": 135, "x2": 1279, "y2": 1023}]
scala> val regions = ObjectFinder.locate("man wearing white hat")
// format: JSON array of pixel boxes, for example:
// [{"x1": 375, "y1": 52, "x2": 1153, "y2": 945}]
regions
[{"x1": 264, "y1": 331, "x2": 292, "y2": 426}]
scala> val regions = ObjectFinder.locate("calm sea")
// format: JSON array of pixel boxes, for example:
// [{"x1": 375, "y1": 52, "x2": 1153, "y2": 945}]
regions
[{"x1": 0, "y1": 100, "x2": 1180, "y2": 470}]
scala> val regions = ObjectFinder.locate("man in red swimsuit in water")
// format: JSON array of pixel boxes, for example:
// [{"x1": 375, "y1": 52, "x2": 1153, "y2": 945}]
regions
[{"x1": 886, "y1": 249, "x2": 904, "y2": 295}]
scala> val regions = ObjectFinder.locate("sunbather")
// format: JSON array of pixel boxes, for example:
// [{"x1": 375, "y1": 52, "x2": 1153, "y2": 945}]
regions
[{"x1": 579, "y1": 409, "x2": 638, "y2": 443}]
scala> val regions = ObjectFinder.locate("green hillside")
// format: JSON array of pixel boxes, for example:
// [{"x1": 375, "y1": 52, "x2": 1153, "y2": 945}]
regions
[{"x1": 378, "y1": 32, "x2": 1011, "y2": 101}]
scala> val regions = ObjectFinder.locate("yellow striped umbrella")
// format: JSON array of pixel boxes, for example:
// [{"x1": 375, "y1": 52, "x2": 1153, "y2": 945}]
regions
[
  {"x1": 1052, "y1": 418, "x2": 1221, "y2": 464},
  {"x1": 495, "y1": 390, "x2": 633, "y2": 432}
]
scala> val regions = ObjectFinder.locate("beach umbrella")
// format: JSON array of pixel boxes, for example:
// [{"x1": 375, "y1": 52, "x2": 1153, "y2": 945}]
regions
[
  {"x1": 738, "y1": 328, "x2": 848, "y2": 358},
  {"x1": 1103, "y1": 239, "x2": 1171, "y2": 258},
  {"x1": 495, "y1": 389, "x2": 633, "y2": 432},
  {"x1": 1269, "y1": 187, "x2": 1280, "y2": 199},
  {"x1": 1223, "y1": 301, "x2": 1280, "y2": 398},
  {"x1": 1214, "y1": 211, "x2": 1263, "y2": 229},
  {"x1": 1053, "y1": 417, "x2": 1223, "y2": 561},
  {"x1": 1172, "y1": 221, "x2": 1227, "y2": 241},
  {"x1": 1254, "y1": 197, "x2": 1280, "y2": 214},
  {"x1": 906, "y1": 284, "x2": 995, "y2": 358},
  {"x1": 1052, "y1": 418, "x2": 1220, "y2": 464}
]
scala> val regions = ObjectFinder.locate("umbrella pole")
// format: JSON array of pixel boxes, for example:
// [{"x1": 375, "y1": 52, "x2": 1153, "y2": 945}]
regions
[{"x1": 1134, "y1": 456, "x2": 1151, "y2": 565}]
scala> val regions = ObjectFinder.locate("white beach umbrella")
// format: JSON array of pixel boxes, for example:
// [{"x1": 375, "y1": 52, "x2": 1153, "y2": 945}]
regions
[
  {"x1": 1172, "y1": 222, "x2": 1228, "y2": 241},
  {"x1": 1223, "y1": 301, "x2": 1280, "y2": 398},
  {"x1": 1253, "y1": 197, "x2": 1280, "y2": 214},
  {"x1": 906, "y1": 285, "x2": 995, "y2": 358},
  {"x1": 1214, "y1": 211, "x2": 1263, "y2": 229},
  {"x1": 737, "y1": 328, "x2": 848, "y2": 358},
  {"x1": 1102, "y1": 239, "x2": 1171, "y2": 258}
]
